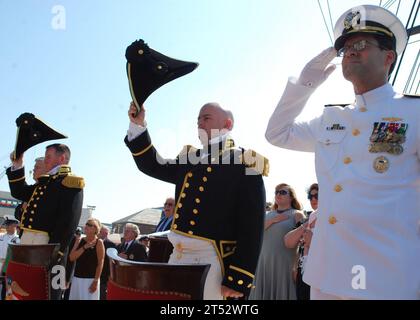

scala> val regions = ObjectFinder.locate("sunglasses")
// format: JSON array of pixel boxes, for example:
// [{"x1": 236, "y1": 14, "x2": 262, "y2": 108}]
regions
[
  {"x1": 164, "y1": 203, "x2": 174, "y2": 207},
  {"x1": 308, "y1": 193, "x2": 318, "y2": 200},
  {"x1": 85, "y1": 223, "x2": 95, "y2": 228},
  {"x1": 275, "y1": 190, "x2": 289, "y2": 196}
]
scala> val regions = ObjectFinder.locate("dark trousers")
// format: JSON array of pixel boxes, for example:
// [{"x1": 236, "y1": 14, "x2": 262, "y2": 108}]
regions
[
  {"x1": 0, "y1": 273, "x2": 5, "y2": 300},
  {"x1": 296, "y1": 266, "x2": 310, "y2": 300},
  {"x1": 100, "y1": 280, "x2": 108, "y2": 300}
]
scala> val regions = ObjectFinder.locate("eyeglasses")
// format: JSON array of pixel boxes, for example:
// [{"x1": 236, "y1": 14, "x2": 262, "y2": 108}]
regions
[
  {"x1": 85, "y1": 223, "x2": 95, "y2": 228},
  {"x1": 275, "y1": 190, "x2": 289, "y2": 196},
  {"x1": 164, "y1": 203, "x2": 174, "y2": 207},
  {"x1": 337, "y1": 40, "x2": 385, "y2": 57},
  {"x1": 308, "y1": 193, "x2": 318, "y2": 200}
]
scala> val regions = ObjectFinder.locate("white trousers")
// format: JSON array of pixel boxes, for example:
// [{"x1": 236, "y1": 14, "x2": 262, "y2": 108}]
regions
[
  {"x1": 69, "y1": 277, "x2": 100, "y2": 300},
  {"x1": 20, "y1": 231, "x2": 49, "y2": 245},
  {"x1": 168, "y1": 232, "x2": 223, "y2": 300}
]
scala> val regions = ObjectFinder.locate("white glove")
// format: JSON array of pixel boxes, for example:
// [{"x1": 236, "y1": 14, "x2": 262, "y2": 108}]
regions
[{"x1": 297, "y1": 47, "x2": 337, "y2": 88}]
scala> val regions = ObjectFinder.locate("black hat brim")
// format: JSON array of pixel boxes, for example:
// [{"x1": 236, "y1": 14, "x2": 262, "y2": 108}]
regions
[
  {"x1": 126, "y1": 39, "x2": 199, "y2": 113},
  {"x1": 13, "y1": 113, "x2": 67, "y2": 160}
]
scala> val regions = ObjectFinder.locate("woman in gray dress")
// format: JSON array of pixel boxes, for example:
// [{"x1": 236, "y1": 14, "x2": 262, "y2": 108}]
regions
[{"x1": 249, "y1": 183, "x2": 305, "y2": 300}]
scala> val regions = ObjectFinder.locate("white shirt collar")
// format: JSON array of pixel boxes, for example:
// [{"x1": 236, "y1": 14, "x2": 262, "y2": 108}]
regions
[
  {"x1": 48, "y1": 165, "x2": 62, "y2": 175},
  {"x1": 5, "y1": 232, "x2": 18, "y2": 238},
  {"x1": 355, "y1": 83, "x2": 395, "y2": 107}
]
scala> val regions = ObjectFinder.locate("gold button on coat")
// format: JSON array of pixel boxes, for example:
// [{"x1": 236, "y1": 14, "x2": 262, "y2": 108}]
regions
[
  {"x1": 195, "y1": 198, "x2": 201, "y2": 204},
  {"x1": 193, "y1": 209, "x2": 198, "y2": 215},
  {"x1": 328, "y1": 216, "x2": 337, "y2": 225},
  {"x1": 188, "y1": 231, "x2": 194, "y2": 235},
  {"x1": 199, "y1": 186, "x2": 204, "y2": 192},
  {"x1": 207, "y1": 167, "x2": 212, "y2": 172},
  {"x1": 177, "y1": 203, "x2": 183, "y2": 208},
  {"x1": 202, "y1": 177, "x2": 208, "y2": 182},
  {"x1": 181, "y1": 193, "x2": 186, "y2": 198},
  {"x1": 343, "y1": 157, "x2": 352, "y2": 164},
  {"x1": 173, "y1": 224, "x2": 178, "y2": 229},
  {"x1": 190, "y1": 221, "x2": 196, "y2": 226},
  {"x1": 187, "y1": 172, "x2": 193, "y2": 178}
]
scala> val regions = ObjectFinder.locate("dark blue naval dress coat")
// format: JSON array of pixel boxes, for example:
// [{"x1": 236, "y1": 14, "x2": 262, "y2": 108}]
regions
[
  {"x1": 125, "y1": 130, "x2": 268, "y2": 296},
  {"x1": 7, "y1": 165, "x2": 84, "y2": 257}
]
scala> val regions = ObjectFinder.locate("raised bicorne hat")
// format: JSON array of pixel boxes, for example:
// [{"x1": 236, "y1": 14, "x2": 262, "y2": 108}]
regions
[
  {"x1": 333, "y1": 5, "x2": 407, "y2": 54},
  {"x1": 126, "y1": 39, "x2": 199, "y2": 115},
  {"x1": 13, "y1": 113, "x2": 67, "y2": 160}
]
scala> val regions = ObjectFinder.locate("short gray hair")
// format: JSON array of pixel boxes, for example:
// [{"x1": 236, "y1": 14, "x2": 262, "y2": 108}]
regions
[{"x1": 124, "y1": 223, "x2": 140, "y2": 238}]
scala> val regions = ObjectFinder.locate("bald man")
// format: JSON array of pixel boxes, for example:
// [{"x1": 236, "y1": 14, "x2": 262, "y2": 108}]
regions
[{"x1": 125, "y1": 102, "x2": 268, "y2": 300}]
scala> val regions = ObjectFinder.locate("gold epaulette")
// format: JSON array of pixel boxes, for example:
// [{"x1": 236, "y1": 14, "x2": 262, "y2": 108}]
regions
[
  {"x1": 178, "y1": 145, "x2": 198, "y2": 157},
  {"x1": 240, "y1": 149, "x2": 269, "y2": 177},
  {"x1": 62, "y1": 175, "x2": 85, "y2": 189}
]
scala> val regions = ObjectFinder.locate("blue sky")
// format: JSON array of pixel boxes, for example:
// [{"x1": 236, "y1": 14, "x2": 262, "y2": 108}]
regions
[{"x1": 0, "y1": 0, "x2": 418, "y2": 224}]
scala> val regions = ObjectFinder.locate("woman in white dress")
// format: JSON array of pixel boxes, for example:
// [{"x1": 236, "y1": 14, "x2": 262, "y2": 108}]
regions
[{"x1": 69, "y1": 218, "x2": 105, "y2": 300}]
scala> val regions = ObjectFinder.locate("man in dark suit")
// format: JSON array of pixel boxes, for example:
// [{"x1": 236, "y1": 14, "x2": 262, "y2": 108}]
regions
[
  {"x1": 7, "y1": 143, "x2": 83, "y2": 299},
  {"x1": 98, "y1": 226, "x2": 116, "y2": 300},
  {"x1": 125, "y1": 102, "x2": 267, "y2": 299},
  {"x1": 155, "y1": 197, "x2": 175, "y2": 232},
  {"x1": 117, "y1": 223, "x2": 147, "y2": 262},
  {"x1": 7, "y1": 144, "x2": 83, "y2": 254}
]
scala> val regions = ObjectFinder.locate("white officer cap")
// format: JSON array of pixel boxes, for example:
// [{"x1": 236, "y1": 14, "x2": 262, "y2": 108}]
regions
[
  {"x1": 2, "y1": 215, "x2": 19, "y2": 226},
  {"x1": 333, "y1": 5, "x2": 407, "y2": 54}
]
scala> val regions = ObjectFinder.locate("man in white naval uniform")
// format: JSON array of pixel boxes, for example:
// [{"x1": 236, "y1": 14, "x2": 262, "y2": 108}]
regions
[
  {"x1": 266, "y1": 5, "x2": 420, "y2": 299},
  {"x1": 0, "y1": 215, "x2": 20, "y2": 299}
]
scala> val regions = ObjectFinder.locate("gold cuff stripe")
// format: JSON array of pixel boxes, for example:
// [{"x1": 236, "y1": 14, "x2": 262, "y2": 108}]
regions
[
  {"x1": 8, "y1": 176, "x2": 25, "y2": 183},
  {"x1": 229, "y1": 265, "x2": 254, "y2": 279},
  {"x1": 132, "y1": 144, "x2": 153, "y2": 157},
  {"x1": 347, "y1": 26, "x2": 393, "y2": 38}
]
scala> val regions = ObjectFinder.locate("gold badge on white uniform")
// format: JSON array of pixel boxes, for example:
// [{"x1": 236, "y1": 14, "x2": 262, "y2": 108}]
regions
[{"x1": 373, "y1": 156, "x2": 389, "y2": 173}]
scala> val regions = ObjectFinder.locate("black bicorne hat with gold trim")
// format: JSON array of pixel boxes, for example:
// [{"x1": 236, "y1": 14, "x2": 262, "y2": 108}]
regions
[
  {"x1": 12, "y1": 113, "x2": 67, "y2": 160},
  {"x1": 126, "y1": 39, "x2": 199, "y2": 115},
  {"x1": 333, "y1": 5, "x2": 407, "y2": 54}
]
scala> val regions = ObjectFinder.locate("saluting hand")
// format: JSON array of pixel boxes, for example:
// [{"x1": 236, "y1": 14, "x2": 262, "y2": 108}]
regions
[
  {"x1": 298, "y1": 47, "x2": 337, "y2": 89},
  {"x1": 128, "y1": 101, "x2": 146, "y2": 126}
]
